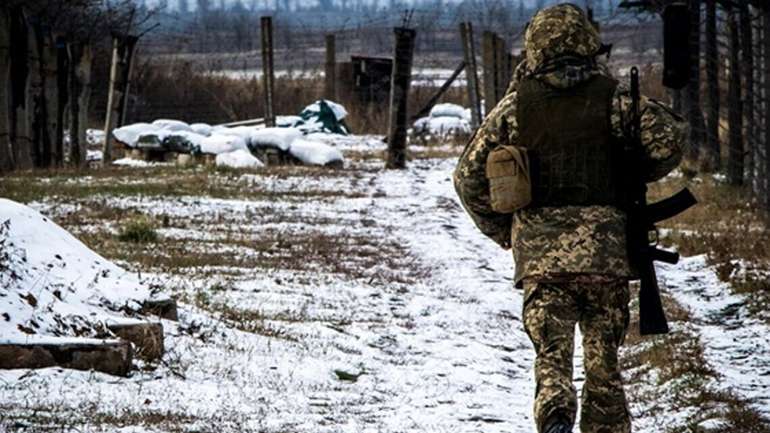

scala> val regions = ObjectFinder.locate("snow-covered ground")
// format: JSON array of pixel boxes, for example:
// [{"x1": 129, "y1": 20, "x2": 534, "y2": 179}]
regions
[{"x1": 1, "y1": 136, "x2": 768, "y2": 432}]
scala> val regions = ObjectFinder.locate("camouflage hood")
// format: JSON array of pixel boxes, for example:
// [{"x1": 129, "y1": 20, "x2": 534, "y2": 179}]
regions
[{"x1": 524, "y1": 3, "x2": 603, "y2": 89}]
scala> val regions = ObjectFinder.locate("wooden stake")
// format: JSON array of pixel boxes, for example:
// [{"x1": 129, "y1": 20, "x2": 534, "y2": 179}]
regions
[
  {"x1": 0, "y1": 6, "x2": 12, "y2": 173},
  {"x1": 482, "y1": 31, "x2": 497, "y2": 117},
  {"x1": 324, "y1": 34, "x2": 336, "y2": 101},
  {"x1": 460, "y1": 22, "x2": 482, "y2": 128},
  {"x1": 102, "y1": 34, "x2": 137, "y2": 165},
  {"x1": 727, "y1": 8, "x2": 744, "y2": 186},
  {"x1": 55, "y1": 35, "x2": 68, "y2": 167},
  {"x1": 261, "y1": 16, "x2": 275, "y2": 127},
  {"x1": 704, "y1": 0, "x2": 720, "y2": 170},
  {"x1": 495, "y1": 34, "x2": 509, "y2": 101},
  {"x1": 386, "y1": 27, "x2": 416, "y2": 170}
]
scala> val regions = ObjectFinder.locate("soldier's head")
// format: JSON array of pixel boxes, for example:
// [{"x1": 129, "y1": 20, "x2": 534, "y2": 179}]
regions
[{"x1": 524, "y1": 3, "x2": 601, "y2": 71}]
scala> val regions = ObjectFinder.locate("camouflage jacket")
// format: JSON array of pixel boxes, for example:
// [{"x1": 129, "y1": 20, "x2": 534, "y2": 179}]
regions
[{"x1": 453, "y1": 64, "x2": 687, "y2": 284}]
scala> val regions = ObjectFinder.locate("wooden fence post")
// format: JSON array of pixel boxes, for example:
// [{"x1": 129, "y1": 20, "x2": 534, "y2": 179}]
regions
[
  {"x1": 460, "y1": 22, "x2": 481, "y2": 128},
  {"x1": 386, "y1": 27, "x2": 416, "y2": 170},
  {"x1": 740, "y1": 2, "x2": 754, "y2": 181},
  {"x1": 9, "y1": 7, "x2": 33, "y2": 170},
  {"x1": 0, "y1": 5, "x2": 11, "y2": 173},
  {"x1": 261, "y1": 16, "x2": 275, "y2": 127},
  {"x1": 324, "y1": 33, "x2": 336, "y2": 101},
  {"x1": 102, "y1": 33, "x2": 137, "y2": 165},
  {"x1": 482, "y1": 31, "x2": 497, "y2": 116},
  {"x1": 762, "y1": 4, "x2": 770, "y2": 209},
  {"x1": 727, "y1": 7, "x2": 743, "y2": 186},
  {"x1": 55, "y1": 35, "x2": 68, "y2": 167},
  {"x1": 704, "y1": 0, "x2": 719, "y2": 171},
  {"x1": 495, "y1": 34, "x2": 509, "y2": 100}
]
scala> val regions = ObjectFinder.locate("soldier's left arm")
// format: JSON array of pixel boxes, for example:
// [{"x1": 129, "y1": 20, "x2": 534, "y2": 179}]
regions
[
  {"x1": 611, "y1": 85, "x2": 688, "y2": 182},
  {"x1": 453, "y1": 91, "x2": 520, "y2": 249}
]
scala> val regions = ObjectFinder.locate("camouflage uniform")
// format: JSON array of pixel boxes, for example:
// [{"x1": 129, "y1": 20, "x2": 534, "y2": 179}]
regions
[{"x1": 453, "y1": 4, "x2": 687, "y2": 433}]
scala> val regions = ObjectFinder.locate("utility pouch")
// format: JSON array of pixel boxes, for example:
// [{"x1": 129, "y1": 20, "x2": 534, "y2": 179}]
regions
[{"x1": 486, "y1": 145, "x2": 532, "y2": 213}]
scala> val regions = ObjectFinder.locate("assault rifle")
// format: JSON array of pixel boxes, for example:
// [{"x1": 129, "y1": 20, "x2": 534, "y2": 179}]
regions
[{"x1": 626, "y1": 67, "x2": 697, "y2": 335}]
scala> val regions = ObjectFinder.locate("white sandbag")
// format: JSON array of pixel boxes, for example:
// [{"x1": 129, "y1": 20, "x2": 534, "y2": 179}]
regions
[
  {"x1": 429, "y1": 103, "x2": 467, "y2": 119},
  {"x1": 152, "y1": 119, "x2": 192, "y2": 132},
  {"x1": 112, "y1": 123, "x2": 159, "y2": 148},
  {"x1": 215, "y1": 149, "x2": 265, "y2": 169},
  {"x1": 250, "y1": 127, "x2": 303, "y2": 151},
  {"x1": 289, "y1": 139, "x2": 343, "y2": 166},
  {"x1": 198, "y1": 133, "x2": 248, "y2": 155},
  {"x1": 190, "y1": 123, "x2": 214, "y2": 136}
]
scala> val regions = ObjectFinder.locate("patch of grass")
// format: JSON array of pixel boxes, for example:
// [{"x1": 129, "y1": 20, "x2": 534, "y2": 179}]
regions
[
  {"x1": 117, "y1": 217, "x2": 160, "y2": 243},
  {"x1": 649, "y1": 172, "x2": 770, "y2": 324}
]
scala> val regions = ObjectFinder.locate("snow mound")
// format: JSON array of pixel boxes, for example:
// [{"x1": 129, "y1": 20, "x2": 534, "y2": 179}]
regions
[
  {"x1": 250, "y1": 127, "x2": 303, "y2": 151},
  {"x1": 413, "y1": 116, "x2": 471, "y2": 138},
  {"x1": 190, "y1": 123, "x2": 213, "y2": 137},
  {"x1": 289, "y1": 139, "x2": 344, "y2": 166},
  {"x1": 0, "y1": 199, "x2": 167, "y2": 343},
  {"x1": 112, "y1": 123, "x2": 158, "y2": 147},
  {"x1": 215, "y1": 149, "x2": 265, "y2": 169},
  {"x1": 113, "y1": 158, "x2": 155, "y2": 167},
  {"x1": 152, "y1": 119, "x2": 192, "y2": 132},
  {"x1": 303, "y1": 99, "x2": 348, "y2": 121},
  {"x1": 199, "y1": 133, "x2": 248, "y2": 155},
  {"x1": 86, "y1": 150, "x2": 103, "y2": 162},
  {"x1": 429, "y1": 103, "x2": 467, "y2": 119}
]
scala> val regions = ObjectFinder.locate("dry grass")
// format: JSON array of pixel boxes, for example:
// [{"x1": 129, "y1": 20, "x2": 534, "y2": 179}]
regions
[
  {"x1": 649, "y1": 172, "x2": 770, "y2": 324},
  {"x1": 125, "y1": 60, "x2": 469, "y2": 135}
]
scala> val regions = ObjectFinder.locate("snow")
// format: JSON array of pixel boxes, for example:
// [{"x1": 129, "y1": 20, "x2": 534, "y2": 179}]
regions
[
  {"x1": 413, "y1": 116, "x2": 472, "y2": 138},
  {"x1": 86, "y1": 149, "x2": 103, "y2": 162},
  {"x1": 198, "y1": 133, "x2": 248, "y2": 155},
  {"x1": 86, "y1": 129, "x2": 106, "y2": 146},
  {"x1": 413, "y1": 103, "x2": 472, "y2": 139},
  {"x1": 152, "y1": 119, "x2": 193, "y2": 132},
  {"x1": 250, "y1": 127, "x2": 303, "y2": 151},
  {"x1": 190, "y1": 123, "x2": 214, "y2": 136},
  {"x1": 429, "y1": 103, "x2": 467, "y2": 119},
  {"x1": 302, "y1": 99, "x2": 348, "y2": 121},
  {"x1": 287, "y1": 138, "x2": 344, "y2": 166},
  {"x1": 5, "y1": 135, "x2": 760, "y2": 432},
  {"x1": 0, "y1": 199, "x2": 168, "y2": 344},
  {"x1": 659, "y1": 255, "x2": 770, "y2": 414},
  {"x1": 112, "y1": 123, "x2": 158, "y2": 147},
  {"x1": 112, "y1": 157, "x2": 155, "y2": 167},
  {"x1": 215, "y1": 149, "x2": 265, "y2": 169}
]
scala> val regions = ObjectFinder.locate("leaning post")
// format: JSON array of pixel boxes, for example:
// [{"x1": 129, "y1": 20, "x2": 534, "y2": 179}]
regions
[{"x1": 386, "y1": 27, "x2": 416, "y2": 170}]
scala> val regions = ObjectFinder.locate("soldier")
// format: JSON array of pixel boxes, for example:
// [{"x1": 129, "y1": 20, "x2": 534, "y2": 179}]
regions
[{"x1": 453, "y1": 4, "x2": 687, "y2": 433}]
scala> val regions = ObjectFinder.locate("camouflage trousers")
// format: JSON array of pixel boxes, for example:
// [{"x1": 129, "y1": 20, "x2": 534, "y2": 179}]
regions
[{"x1": 523, "y1": 278, "x2": 631, "y2": 433}]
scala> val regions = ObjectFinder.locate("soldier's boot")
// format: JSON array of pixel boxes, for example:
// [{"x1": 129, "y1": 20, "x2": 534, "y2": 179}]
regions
[{"x1": 544, "y1": 418, "x2": 572, "y2": 433}]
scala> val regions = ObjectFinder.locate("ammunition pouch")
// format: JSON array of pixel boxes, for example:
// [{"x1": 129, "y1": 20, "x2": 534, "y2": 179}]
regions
[{"x1": 486, "y1": 145, "x2": 532, "y2": 213}]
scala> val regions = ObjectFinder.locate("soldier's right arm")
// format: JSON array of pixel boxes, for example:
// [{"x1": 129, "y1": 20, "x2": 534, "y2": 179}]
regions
[
  {"x1": 453, "y1": 91, "x2": 519, "y2": 249},
  {"x1": 611, "y1": 84, "x2": 688, "y2": 182}
]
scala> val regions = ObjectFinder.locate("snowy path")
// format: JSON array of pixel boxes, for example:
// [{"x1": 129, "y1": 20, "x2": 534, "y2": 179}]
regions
[
  {"x1": 5, "y1": 151, "x2": 767, "y2": 432},
  {"x1": 660, "y1": 256, "x2": 770, "y2": 415}
]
